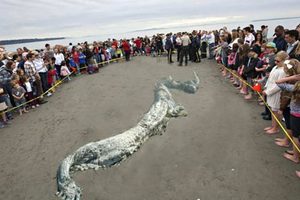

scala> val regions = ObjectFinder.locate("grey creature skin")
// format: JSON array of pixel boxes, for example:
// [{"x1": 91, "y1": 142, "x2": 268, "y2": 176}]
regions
[{"x1": 56, "y1": 72, "x2": 200, "y2": 200}]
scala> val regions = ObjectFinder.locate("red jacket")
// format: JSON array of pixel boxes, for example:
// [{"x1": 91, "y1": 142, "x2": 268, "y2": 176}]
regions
[
  {"x1": 48, "y1": 69, "x2": 56, "y2": 85},
  {"x1": 134, "y1": 39, "x2": 141, "y2": 48},
  {"x1": 73, "y1": 52, "x2": 79, "y2": 64},
  {"x1": 122, "y1": 41, "x2": 131, "y2": 52}
]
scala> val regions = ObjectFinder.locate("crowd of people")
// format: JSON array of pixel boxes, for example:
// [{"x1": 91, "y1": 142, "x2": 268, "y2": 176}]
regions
[
  {"x1": 1, "y1": 23, "x2": 300, "y2": 178},
  {"x1": 208, "y1": 24, "x2": 300, "y2": 178},
  {"x1": 0, "y1": 39, "x2": 135, "y2": 126}
]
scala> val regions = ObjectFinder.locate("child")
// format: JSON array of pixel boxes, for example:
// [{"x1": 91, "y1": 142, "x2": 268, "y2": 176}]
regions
[
  {"x1": 20, "y1": 75, "x2": 39, "y2": 109},
  {"x1": 277, "y1": 76, "x2": 300, "y2": 167},
  {"x1": 255, "y1": 42, "x2": 277, "y2": 78},
  {"x1": 263, "y1": 51, "x2": 288, "y2": 134},
  {"x1": 47, "y1": 57, "x2": 57, "y2": 93},
  {"x1": 60, "y1": 61, "x2": 71, "y2": 81},
  {"x1": 227, "y1": 43, "x2": 240, "y2": 86},
  {"x1": 275, "y1": 59, "x2": 300, "y2": 147},
  {"x1": 68, "y1": 56, "x2": 79, "y2": 75},
  {"x1": 241, "y1": 45, "x2": 261, "y2": 100},
  {"x1": 11, "y1": 80, "x2": 28, "y2": 115},
  {"x1": 78, "y1": 48, "x2": 87, "y2": 73},
  {"x1": 145, "y1": 44, "x2": 151, "y2": 56},
  {"x1": 217, "y1": 35, "x2": 229, "y2": 77}
]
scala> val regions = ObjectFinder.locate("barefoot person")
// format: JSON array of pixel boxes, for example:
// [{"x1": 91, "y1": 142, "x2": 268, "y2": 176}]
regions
[
  {"x1": 263, "y1": 51, "x2": 288, "y2": 134},
  {"x1": 276, "y1": 59, "x2": 300, "y2": 164},
  {"x1": 275, "y1": 59, "x2": 300, "y2": 147}
]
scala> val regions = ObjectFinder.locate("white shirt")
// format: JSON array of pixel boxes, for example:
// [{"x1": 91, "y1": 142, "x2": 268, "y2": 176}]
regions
[
  {"x1": 229, "y1": 38, "x2": 239, "y2": 49},
  {"x1": 54, "y1": 53, "x2": 65, "y2": 65},
  {"x1": 244, "y1": 33, "x2": 255, "y2": 45},
  {"x1": 265, "y1": 66, "x2": 286, "y2": 109},
  {"x1": 207, "y1": 33, "x2": 215, "y2": 44},
  {"x1": 67, "y1": 45, "x2": 73, "y2": 52},
  {"x1": 60, "y1": 65, "x2": 71, "y2": 76},
  {"x1": 33, "y1": 58, "x2": 47, "y2": 73},
  {"x1": 24, "y1": 81, "x2": 32, "y2": 92},
  {"x1": 287, "y1": 41, "x2": 299, "y2": 55},
  {"x1": 181, "y1": 35, "x2": 191, "y2": 46},
  {"x1": 176, "y1": 37, "x2": 182, "y2": 45}
]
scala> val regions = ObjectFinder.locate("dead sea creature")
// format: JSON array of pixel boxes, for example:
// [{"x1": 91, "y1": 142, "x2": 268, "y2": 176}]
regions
[{"x1": 56, "y1": 72, "x2": 199, "y2": 200}]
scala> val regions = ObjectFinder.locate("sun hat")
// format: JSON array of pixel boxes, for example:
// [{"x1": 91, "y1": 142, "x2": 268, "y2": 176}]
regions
[{"x1": 266, "y1": 42, "x2": 276, "y2": 49}]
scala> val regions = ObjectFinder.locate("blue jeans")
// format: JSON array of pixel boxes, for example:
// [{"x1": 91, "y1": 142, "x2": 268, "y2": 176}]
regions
[{"x1": 208, "y1": 43, "x2": 215, "y2": 59}]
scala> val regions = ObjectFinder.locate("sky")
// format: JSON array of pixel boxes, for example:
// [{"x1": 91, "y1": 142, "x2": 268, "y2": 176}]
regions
[{"x1": 1, "y1": 0, "x2": 300, "y2": 40}]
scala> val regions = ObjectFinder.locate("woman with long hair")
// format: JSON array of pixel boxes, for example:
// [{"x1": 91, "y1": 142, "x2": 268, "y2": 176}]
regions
[{"x1": 263, "y1": 51, "x2": 289, "y2": 134}]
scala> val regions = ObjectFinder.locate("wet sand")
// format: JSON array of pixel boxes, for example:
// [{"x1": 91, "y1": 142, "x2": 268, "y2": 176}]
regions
[{"x1": 0, "y1": 56, "x2": 299, "y2": 200}]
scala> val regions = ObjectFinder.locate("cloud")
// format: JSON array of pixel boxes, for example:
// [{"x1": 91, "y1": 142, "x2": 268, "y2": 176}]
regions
[{"x1": 1, "y1": 0, "x2": 300, "y2": 40}]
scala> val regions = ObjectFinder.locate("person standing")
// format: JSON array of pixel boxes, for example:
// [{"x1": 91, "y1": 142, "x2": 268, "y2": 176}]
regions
[
  {"x1": 121, "y1": 39, "x2": 131, "y2": 61},
  {"x1": 273, "y1": 25, "x2": 287, "y2": 52},
  {"x1": 0, "y1": 60, "x2": 15, "y2": 118},
  {"x1": 263, "y1": 51, "x2": 288, "y2": 134},
  {"x1": 54, "y1": 48, "x2": 65, "y2": 79},
  {"x1": 33, "y1": 51, "x2": 51, "y2": 96},
  {"x1": 284, "y1": 30, "x2": 300, "y2": 61},
  {"x1": 261, "y1": 25, "x2": 269, "y2": 42},
  {"x1": 24, "y1": 53, "x2": 46, "y2": 104},
  {"x1": 44, "y1": 44, "x2": 54, "y2": 60},
  {"x1": 179, "y1": 32, "x2": 191, "y2": 66},
  {"x1": 207, "y1": 31, "x2": 216, "y2": 59},
  {"x1": 243, "y1": 27, "x2": 255, "y2": 45},
  {"x1": 11, "y1": 81, "x2": 28, "y2": 115},
  {"x1": 165, "y1": 33, "x2": 174, "y2": 63},
  {"x1": 190, "y1": 31, "x2": 201, "y2": 63},
  {"x1": 175, "y1": 33, "x2": 182, "y2": 62}
]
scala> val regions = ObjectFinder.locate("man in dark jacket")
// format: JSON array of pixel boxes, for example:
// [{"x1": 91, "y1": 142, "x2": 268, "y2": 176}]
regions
[
  {"x1": 190, "y1": 31, "x2": 201, "y2": 62},
  {"x1": 284, "y1": 30, "x2": 300, "y2": 61},
  {"x1": 165, "y1": 33, "x2": 174, "y2": 63},
  {"x1": 0, "y1": 61, "x2": 14, "y2": 104},
  {"x1": 0, "y1": 61, "x2": 14, "y2": 119},
  {"x1": 273, "y1": 25, "x2": 287, "y2": 52}
]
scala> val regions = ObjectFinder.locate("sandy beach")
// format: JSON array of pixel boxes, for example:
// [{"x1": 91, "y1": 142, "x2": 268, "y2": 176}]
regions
[{"x1": 0, "y1": 56, "x2": 299, "y2": 200}]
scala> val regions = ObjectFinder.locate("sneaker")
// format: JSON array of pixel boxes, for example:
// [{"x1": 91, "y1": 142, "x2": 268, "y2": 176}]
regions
[
  {"x1": 261, "y1": 112, "x2": 268, "y2": 116},
  {"x1": 36, "y1": 104, "x2": 40, "y2": 107},
  {"x1": 32, "y1": 105, "x2": 36, "y2": 109},
  {"x1": 0, "y1": 124, "x2": 5, "y2": 129},
  {"x1": 47, "y1": 92, "x2": 52, "y2": 97},
  {"x1": 263, "y1": 116, "x2": 272, "y2": 120}
]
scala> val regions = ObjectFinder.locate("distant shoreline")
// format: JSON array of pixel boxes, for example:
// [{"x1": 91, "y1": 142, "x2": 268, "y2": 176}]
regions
[{"x1": 0, "y1": 37, "x2": 66, "y2": 46}]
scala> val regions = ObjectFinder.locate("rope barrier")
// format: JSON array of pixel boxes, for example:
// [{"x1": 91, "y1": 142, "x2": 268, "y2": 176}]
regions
[{"x1": 0, "y1": 57, "x2": 125, "y2": 115}]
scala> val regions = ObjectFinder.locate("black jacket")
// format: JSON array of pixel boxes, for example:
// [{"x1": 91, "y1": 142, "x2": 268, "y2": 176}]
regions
[
  {"x1": 243, "y1": 57, "x2": 260, "y2": 78},
  {"x1": 287, "y1": 41, "x2": 300, "y2": 61}
]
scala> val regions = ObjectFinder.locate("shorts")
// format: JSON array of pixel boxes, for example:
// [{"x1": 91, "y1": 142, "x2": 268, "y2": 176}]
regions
[
  {"x1": 290, "y1": 114, "x2": 300, "y2": 138},
  {"x1": 15, "y1": 98, "x2": 26, "y2": 109},
  {"x1": 271, "y1": 107, "x2": 279, "y2": 112}
]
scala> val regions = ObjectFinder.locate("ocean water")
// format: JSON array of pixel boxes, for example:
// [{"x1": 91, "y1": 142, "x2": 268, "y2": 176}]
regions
[{"x1": 3, "y1": 18, "x2": 300, "y2": 52}]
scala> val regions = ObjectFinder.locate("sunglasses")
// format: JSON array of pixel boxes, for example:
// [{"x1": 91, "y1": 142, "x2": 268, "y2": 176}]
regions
[{"x1": 275, "y1": 59, "x2": 281, "y2": 62}]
